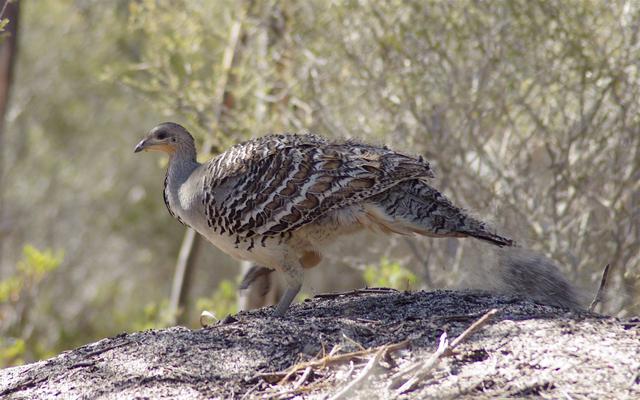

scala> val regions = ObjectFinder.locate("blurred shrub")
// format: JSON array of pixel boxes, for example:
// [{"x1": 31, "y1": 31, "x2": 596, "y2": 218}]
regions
[
  {"x1": 0, "y1": 245, "x2": 62, "y2": 303},
  {"x1": 0, "y1": 245, "x2": 63, "y2": 367},
  {"x1": 195, "y1": 279, "x2": 238, "y2": 321},
  {"x1": 129, "y1": 298, "x2": 174, "y2": 331},
  {"x1": 0, "y1": 338, "x2": 25, "y2": 367},
  {"x1": 364, "y1": 258, "x2": 419, "y2": 291}
]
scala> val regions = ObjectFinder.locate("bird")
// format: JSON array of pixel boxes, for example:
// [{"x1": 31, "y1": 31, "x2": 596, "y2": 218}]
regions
[{"x1": 135, "y1": 122, "x2": 514, "y2": 316}]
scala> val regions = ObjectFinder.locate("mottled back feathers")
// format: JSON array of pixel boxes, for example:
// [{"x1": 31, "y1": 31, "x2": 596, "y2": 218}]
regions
[{"x1": 200, "y1": 134, "x2": 434, "y2": 239}]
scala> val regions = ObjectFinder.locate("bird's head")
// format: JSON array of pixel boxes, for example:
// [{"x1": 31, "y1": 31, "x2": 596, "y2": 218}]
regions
[{"x1": 134, "y1": 122, "x2": 195, "y2": 155}]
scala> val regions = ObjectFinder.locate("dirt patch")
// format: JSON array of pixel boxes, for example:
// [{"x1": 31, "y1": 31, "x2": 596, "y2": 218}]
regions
[{"x1": 1, "y1": 289, "x2": 638, "y2": 399}]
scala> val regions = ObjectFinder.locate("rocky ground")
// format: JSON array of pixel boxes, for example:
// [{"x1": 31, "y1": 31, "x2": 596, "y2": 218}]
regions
[{"x1": 1, "y1": 289, "x2": 638, "y2": 399}]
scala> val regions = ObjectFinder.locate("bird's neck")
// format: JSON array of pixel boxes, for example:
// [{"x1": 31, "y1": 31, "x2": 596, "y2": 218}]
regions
[{"x1": 166, "y1": 147, "x2": 200, "y2": 190}]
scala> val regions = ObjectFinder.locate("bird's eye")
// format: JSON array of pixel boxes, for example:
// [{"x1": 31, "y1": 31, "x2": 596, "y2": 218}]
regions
[
  {"x1": 156, "y1": 132, "x2": 167, "y2": 140},
  {"x1": 170, "y1": 137, "x2": 177, "y2": 142}
]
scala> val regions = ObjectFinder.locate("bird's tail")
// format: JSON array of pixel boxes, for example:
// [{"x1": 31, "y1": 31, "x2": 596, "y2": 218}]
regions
[
  {"x1": 457, "y1": 217, "x2": 514, "y2": 247},
  {"x1": 370, "y1": 181, "x2": 582, "y2": 310},
  {"x1": 368, "y1": 180, "x2": 514, "y2": 247}
]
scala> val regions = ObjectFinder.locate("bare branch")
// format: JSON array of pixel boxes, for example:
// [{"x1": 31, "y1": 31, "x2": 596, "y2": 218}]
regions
[{"x1": 589, "y1": 264, "x2": 612, "y2": 312}]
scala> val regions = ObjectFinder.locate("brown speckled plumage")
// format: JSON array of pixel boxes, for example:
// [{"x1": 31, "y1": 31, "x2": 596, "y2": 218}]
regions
[{"x1": 201, "y1": 134, "x2": 437, "y2": 239}]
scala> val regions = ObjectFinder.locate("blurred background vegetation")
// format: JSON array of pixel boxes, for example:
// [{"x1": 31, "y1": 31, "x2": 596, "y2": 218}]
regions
[{"x1": 0, "y1": 0, "x2": 638, "y2": 367}]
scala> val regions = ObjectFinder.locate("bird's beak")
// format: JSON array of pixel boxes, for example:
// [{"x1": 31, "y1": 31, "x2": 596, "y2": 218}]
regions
[
  {"x1": 134, "y1": 137, "x2": 175, "y2": 154},
  {"x1": 134, "y1": 138, "x2": 147, "y2": 153}
]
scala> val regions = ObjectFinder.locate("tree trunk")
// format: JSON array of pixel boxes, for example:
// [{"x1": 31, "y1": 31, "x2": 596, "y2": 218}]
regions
[{"x1": 0, "y1": 0, "x2": 20, "y2": 263}]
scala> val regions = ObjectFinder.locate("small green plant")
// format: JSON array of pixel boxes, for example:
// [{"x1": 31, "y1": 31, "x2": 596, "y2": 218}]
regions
[
  {"x1": 363, "y1": 257, "x2": 419, "y2": 291},
  {"x1": 0, "y1": 18, "x2": 8, "y2": 33},
  {"x1": 0, "y1": 245, "x2": 64, "y2": 367},
  {"x1": 0, "y1": 245, "x2": 63, "y2": 303},
  {"x1": 0, "y1": 338, "x2": 25, "y2": 366}
]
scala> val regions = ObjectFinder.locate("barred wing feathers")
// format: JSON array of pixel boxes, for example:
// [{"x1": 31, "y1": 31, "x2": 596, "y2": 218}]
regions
[{"x1": 201, "y1": 134, "x2": 433, "y2": 239}]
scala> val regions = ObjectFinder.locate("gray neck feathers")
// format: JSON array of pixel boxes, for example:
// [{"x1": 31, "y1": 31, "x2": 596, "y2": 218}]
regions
[{"x1": 166, "y1": 144, "x2": 200, "y2": 193}]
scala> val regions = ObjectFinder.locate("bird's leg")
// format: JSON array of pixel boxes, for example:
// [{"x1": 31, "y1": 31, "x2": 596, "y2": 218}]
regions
[
  {"x1": 238, "y1": 265, "x2": 274, "y2": 290},
  {"x1": 273, "y1": 257, "x2": 303, "y2": 317},
  {"x1": 273, "y1": 285, "x2": 301, "y2": 317},
  {"x1": 237, "y1": 263, "x2": 278, "y2": 311}
]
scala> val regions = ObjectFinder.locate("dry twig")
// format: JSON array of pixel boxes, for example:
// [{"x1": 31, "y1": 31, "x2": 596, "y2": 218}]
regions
[
  {"x1": 393, "y1": 332, "x2": 449, "y2": 394},
  {"x1": 589, "y1": 263, "x2": 611, "y2": 312},
  {"x1": 293, "y1": 367, "x2": 312, "y2": 389},
  {"x1": 313, "y1": 287, "x2": 399, "y2": 299},
  {"x1": 328, "y1": 347, "x2": 386, "y2": 400},
  {"x1": 256, "y1": 340, "x2": 410, "y2": 384},
  {"x1": 265, "y1": 380, "x2": 332, "y2": 400},
  {"x1": 342, "y1": 333, "x2": 366, "y2": 351},
  {"x1": 447, "y1": 308, "x2": 499, "y2": 353},
  {"x1": 264, "y1": 342, "x2": 405, "y2": 400},
  {"x1": 389, "y1": 308, "x2": 500, "y2": 394}
]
